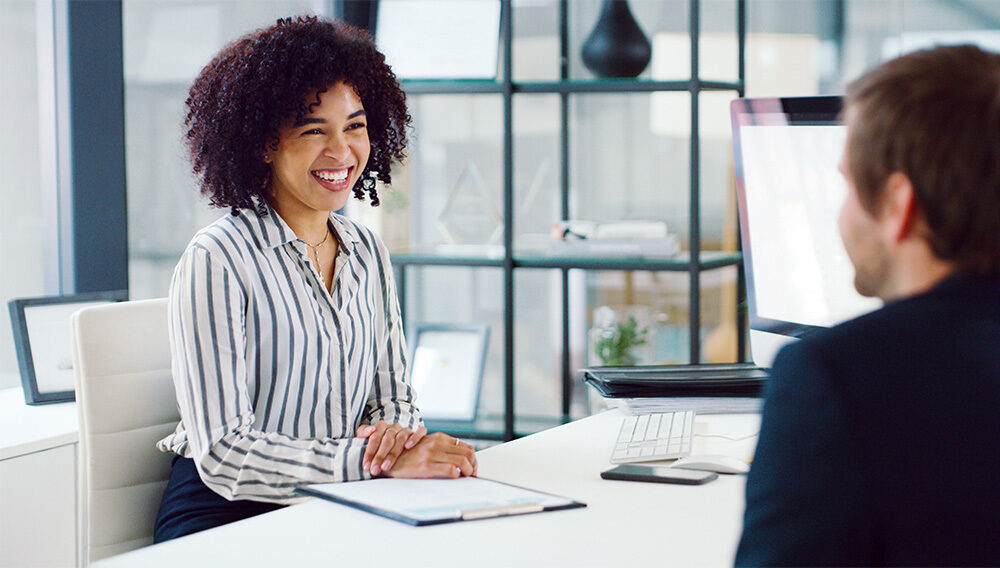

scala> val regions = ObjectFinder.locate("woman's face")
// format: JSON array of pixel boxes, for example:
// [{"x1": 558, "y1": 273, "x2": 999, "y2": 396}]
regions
[{"x1": 266, "y1": 81, "x2": 371, "y2": 216}]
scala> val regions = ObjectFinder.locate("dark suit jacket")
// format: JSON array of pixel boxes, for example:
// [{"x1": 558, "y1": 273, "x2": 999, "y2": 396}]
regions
[{"x1": 735, "y1": 273, "x2": 1000, "y2": 567}]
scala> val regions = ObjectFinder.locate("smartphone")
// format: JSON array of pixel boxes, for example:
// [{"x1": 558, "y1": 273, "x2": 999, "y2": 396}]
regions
[{"x1": 601, "y1": 464, "x2": 718, "y2": 485}]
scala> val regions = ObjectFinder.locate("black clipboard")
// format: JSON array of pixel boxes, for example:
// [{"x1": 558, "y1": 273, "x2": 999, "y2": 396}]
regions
[{"x1": 296, "y1": 476, "x2": 585, "y2": 526}]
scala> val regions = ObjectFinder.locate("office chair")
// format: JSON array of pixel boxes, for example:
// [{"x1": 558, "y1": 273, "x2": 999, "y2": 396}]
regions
[{"x1": 71, "y1": 298, "x2": 178, "y2": 565}]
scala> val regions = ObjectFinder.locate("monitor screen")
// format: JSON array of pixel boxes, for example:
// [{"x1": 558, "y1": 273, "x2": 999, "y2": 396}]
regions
[{"x1": 731, "y1": 96, "x2": 881, "y2": 366}]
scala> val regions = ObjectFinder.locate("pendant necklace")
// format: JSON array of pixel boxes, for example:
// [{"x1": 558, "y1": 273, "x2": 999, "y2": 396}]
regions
[{"x1": 304, "y1": 229, "x2": 330, "y2": 284}]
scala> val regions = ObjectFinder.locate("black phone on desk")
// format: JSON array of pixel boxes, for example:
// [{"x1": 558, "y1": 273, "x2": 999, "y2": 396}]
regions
[{"x1": 601, "y1": 464, "x2": 718, "y2": 485}]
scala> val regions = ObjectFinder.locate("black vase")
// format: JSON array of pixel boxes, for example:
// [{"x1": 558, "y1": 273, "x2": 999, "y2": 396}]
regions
[{"x1": 581, "y1": 0, "x2": 652, "y2": 78}]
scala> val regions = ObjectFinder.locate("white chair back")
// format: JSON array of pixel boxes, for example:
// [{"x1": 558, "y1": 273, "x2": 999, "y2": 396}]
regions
[{"x1": 71, "y1": 298, "x2": 178, "y2": 565}]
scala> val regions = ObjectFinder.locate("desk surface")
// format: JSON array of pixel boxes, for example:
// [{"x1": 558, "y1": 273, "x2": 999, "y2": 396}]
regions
[
  {"x1": 96, "y1": 410, "x2": 759, "y2": 567},
  {"x1": 0, "y1": 387, "x2": 78, "y2": 460}
]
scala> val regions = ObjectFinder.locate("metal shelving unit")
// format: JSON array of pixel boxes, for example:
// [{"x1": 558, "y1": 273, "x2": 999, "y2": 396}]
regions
[{"x1": 393, "y1": 0, "x2": 746, "y2": 441}]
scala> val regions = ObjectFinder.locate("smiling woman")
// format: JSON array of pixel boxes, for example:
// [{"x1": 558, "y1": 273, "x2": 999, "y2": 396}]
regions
[{"x1": 153, "y1": 15, "x2": 477, "y2": 544}]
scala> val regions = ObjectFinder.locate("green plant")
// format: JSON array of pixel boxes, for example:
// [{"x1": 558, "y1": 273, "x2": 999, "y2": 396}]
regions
[{"x1": 595, "y1": 316, "x2": 648, "y2": 366}]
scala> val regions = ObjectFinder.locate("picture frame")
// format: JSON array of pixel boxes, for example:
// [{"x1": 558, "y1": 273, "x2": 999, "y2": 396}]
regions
[
  {"x1": 407, "y1": 323, "x2": 490, "y2": 423},
  {"x1": 376, "y1": 0, "x2": 502, "y2": 80},
  {"x1": 8, "y1": 290, "x2": 128, "y2": 405}
]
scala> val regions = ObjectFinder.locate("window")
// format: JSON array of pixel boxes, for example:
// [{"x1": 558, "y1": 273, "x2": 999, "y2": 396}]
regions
[
  {"x1": 0, "y1": 0, "x2": 45, "y2": 390},
  {"x1": 123, "y1": 0, "x2": 319, "y2": 300}
]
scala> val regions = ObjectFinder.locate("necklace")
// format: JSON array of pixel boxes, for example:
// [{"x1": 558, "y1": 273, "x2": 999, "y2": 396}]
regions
[{"x1": 304, "y1": 229, "x2": 330, "y2": 284}]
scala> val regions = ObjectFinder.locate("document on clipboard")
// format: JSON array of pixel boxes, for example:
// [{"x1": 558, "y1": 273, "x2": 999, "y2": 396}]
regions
[{"x1": 296, "y1": 477, "x2": 585, "y2": 526}]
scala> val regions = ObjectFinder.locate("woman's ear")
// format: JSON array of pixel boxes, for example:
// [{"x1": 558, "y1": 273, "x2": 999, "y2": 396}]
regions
[{"x1": 262, "y1": 138, "x2": 279, "y2": 163}]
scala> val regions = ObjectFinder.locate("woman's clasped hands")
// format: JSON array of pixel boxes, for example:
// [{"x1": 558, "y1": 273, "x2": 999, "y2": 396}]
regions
[{"x1": 357, "y1": 421, "x2": 477, "y2": 479}]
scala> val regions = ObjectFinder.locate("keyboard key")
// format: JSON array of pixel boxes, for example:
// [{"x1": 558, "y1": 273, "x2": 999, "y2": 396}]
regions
[
  {"x1": 645, "y1": 415, "x2": 660, "y2": 440},
  {"x1": 634, "y1": 415, "x2": 650, "y2": 440},
  {"x1": 620, "y1": 419, "x2": 636, "y2": 441}
]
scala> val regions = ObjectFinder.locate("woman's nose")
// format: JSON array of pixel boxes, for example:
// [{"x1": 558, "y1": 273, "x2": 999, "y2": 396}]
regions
[{"x1": 324, "y1": 134, "x2": 350, "y2": 160}]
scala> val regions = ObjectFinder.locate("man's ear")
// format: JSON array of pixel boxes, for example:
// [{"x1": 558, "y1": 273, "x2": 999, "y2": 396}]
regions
[{"x1": 882, "y1": 171, "x2": 919, "y2": 243}]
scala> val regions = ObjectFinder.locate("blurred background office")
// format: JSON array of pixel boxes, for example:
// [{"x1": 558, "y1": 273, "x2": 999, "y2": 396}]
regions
[{"x1": 4, "y1": 0, "x2": 999, "y2": 439}]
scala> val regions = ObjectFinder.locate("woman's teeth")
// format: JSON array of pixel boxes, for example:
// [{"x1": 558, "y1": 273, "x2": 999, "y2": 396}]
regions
[{"x1": 314, "y1": 169, "x2": 349, "y2": 183}]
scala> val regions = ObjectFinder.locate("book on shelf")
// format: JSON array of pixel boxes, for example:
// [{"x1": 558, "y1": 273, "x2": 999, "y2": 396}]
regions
[{"x1": 549, "y1": 220, "x2": 680, "y2": 258}]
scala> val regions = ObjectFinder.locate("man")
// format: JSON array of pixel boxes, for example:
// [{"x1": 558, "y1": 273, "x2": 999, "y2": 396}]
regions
[{"x1": 735, "y1": 45, "x2": 1000, "y2": 566}]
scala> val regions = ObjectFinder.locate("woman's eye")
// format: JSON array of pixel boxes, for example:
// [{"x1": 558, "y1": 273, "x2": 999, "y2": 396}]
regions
[
  {"x1": 346, "y1": 122, "x2": 366, "y2": 131},
  {"x1": 302, "y1": 128, "x2": 324, "y2": 135}
]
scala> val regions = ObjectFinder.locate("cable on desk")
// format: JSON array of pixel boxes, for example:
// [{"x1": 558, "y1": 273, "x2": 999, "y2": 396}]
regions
[{"x1": 694, "y1": 432, "x2": 759, "y2": 442}]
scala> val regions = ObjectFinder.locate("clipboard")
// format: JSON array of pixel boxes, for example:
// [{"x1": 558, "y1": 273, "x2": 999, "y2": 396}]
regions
[{"x1": 296, "y1": 477, "x2": 585, "y2": 526}]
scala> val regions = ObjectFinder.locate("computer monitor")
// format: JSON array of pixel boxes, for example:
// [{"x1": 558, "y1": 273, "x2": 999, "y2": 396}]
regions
[{"x1": 730, "y1": 96, "x2": 882, "y2": 367}]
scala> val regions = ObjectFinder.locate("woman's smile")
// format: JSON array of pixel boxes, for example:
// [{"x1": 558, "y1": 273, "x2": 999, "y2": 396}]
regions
[{"x1": 311, "y1": 166, "x2": 353, "y2": 191}]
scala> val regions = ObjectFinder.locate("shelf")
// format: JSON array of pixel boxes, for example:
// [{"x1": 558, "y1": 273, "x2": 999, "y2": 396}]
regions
[
  {"x1": 401, "y1": 78, "x2": 743, "y2": 95},
  {"x1": 390, "y1": 245, "x2": 505, "y2": 267},
  {"x1": 515, "y1": 251, "x2": 741, "y2": 271},
  {"x1": 401, "y1": 79, "x2": 505, "y2": 95},
  {"x1": 515, "y1": 78, "x2": 742, "y2": 94},
  {"x1": 392, "y1": 0, "x2": 748, "y2": 443},
  {"x1": 425, "y1": 413, "x2": 568, "y2": 441},
  {"x1": 391, "y1": 248, "x2": 742, "y2": 272}
]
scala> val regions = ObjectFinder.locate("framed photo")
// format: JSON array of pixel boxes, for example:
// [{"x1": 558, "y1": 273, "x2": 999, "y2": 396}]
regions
[
  {"x1": 376, "y1": 0, "x2": 502, "y2": 80},
  {"x1": 408, "y1": 323, "x2": 489, "y2": 422},
  {"x1": 8, "y1": 290, "x2": 128, "y2": 405}
]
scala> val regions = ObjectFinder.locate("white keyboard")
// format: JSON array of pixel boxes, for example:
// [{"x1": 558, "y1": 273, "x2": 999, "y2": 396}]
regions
[{"x1": 610, "y1": 411, "x2": 695, "y2": 464}]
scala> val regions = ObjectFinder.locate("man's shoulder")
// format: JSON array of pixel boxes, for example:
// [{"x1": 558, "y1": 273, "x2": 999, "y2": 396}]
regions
[
  {"x1": 811, "y1": 275, "x2": 998, "y2": 346},
  {"x1": 777, "y1": 276, "x2": 1000, "y2": 385}
]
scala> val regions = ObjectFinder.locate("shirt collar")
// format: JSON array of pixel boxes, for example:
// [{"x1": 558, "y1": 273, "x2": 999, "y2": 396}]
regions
[
  {"x1": 247, "y1": 204, "x2": 360, "y2": 256},
  {"x1": 327, "y1": 212, "x2": 360, "y2": 256},
  {"x1": 248, "y1": 203, "x2": 297, "y2": 249}
]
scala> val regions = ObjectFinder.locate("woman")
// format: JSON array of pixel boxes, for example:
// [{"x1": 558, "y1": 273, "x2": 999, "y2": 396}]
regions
[{"x1": 154, "y1": 16, "x2": 476, "y2": 542}]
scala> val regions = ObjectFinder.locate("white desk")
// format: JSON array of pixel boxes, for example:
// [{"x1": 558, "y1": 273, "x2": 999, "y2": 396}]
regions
[
  {"x1": 0, "y1": 387, "x2": 79, "y2": 567},
  {"x1": 95, "y1": 410, "x2": 758, "y2": 567}
]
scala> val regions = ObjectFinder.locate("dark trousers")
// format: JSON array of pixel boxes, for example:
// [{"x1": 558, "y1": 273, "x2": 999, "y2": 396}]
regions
[{"x1": 153, "y1": 455, "x2": 285, "y2": 543}]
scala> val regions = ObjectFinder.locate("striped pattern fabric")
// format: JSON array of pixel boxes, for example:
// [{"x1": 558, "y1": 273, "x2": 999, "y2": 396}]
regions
[{"x1": 156, "y1": 205, "x2": 420, "y2": 503}]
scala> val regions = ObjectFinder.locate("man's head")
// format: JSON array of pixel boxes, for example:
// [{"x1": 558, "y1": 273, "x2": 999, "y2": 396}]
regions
[{"x1": 838, "y1": 44, "x2": 1000, "y2": 299}]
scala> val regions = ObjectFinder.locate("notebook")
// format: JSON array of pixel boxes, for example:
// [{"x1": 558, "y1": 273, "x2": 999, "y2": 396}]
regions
[{"x1": 582, "y1": 363, "x2": 768, "y2": 399}]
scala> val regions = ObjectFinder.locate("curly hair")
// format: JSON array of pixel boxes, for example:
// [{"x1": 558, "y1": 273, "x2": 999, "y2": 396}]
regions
[{"x1": 184, "y1": 15, "x2": 410, "y2": 213}]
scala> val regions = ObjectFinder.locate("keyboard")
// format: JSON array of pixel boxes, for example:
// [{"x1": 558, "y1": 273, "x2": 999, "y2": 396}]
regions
[{"x1": 610, "y1": 410, "x2": 695, "y2": 464}]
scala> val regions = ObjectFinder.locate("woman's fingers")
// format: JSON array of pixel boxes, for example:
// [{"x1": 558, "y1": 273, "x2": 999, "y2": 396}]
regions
[
  {"x1": 428, "y1": 462, "x2": 462, "y2": 479},
  {"x1": 444, "y1": 438, "x2": 476, "y2": 460},
  {"x1": 427, "y1": 435, "x2": 476, "y2": 476},
  {"x1": 441, "y1": 451, "x2": 476, "y2": 477},
  {"x1": 376, "y1": 427, "x2": 415, "y2": 473},
  {"x1": 360, "y1": 421, "x2": 390, "y2": 472},
  {"x1": 379, "y1": 431, "x2": 477, "y2": 478},
  {"x1": 404, "y1": 426, "x2": 427, "y2": 449}
]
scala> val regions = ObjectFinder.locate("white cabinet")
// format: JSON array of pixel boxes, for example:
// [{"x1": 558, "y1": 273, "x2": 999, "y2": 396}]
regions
[
  {"x1": 0, "y1": 389, "x2": 79, "y2": 567},
  {"x1": 0, "y1": 443, "x2": 77, "y2": 567}
]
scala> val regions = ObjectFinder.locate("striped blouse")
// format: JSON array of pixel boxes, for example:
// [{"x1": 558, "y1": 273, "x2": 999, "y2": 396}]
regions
[{"x1": 156, "y1": 205, "x2": 421, "y2": 503}]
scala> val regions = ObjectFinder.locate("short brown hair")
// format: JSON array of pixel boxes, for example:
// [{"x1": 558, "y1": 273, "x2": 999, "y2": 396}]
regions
[{"x1": 846, "y1": 44, "x2": 1000, "y2": 275}]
